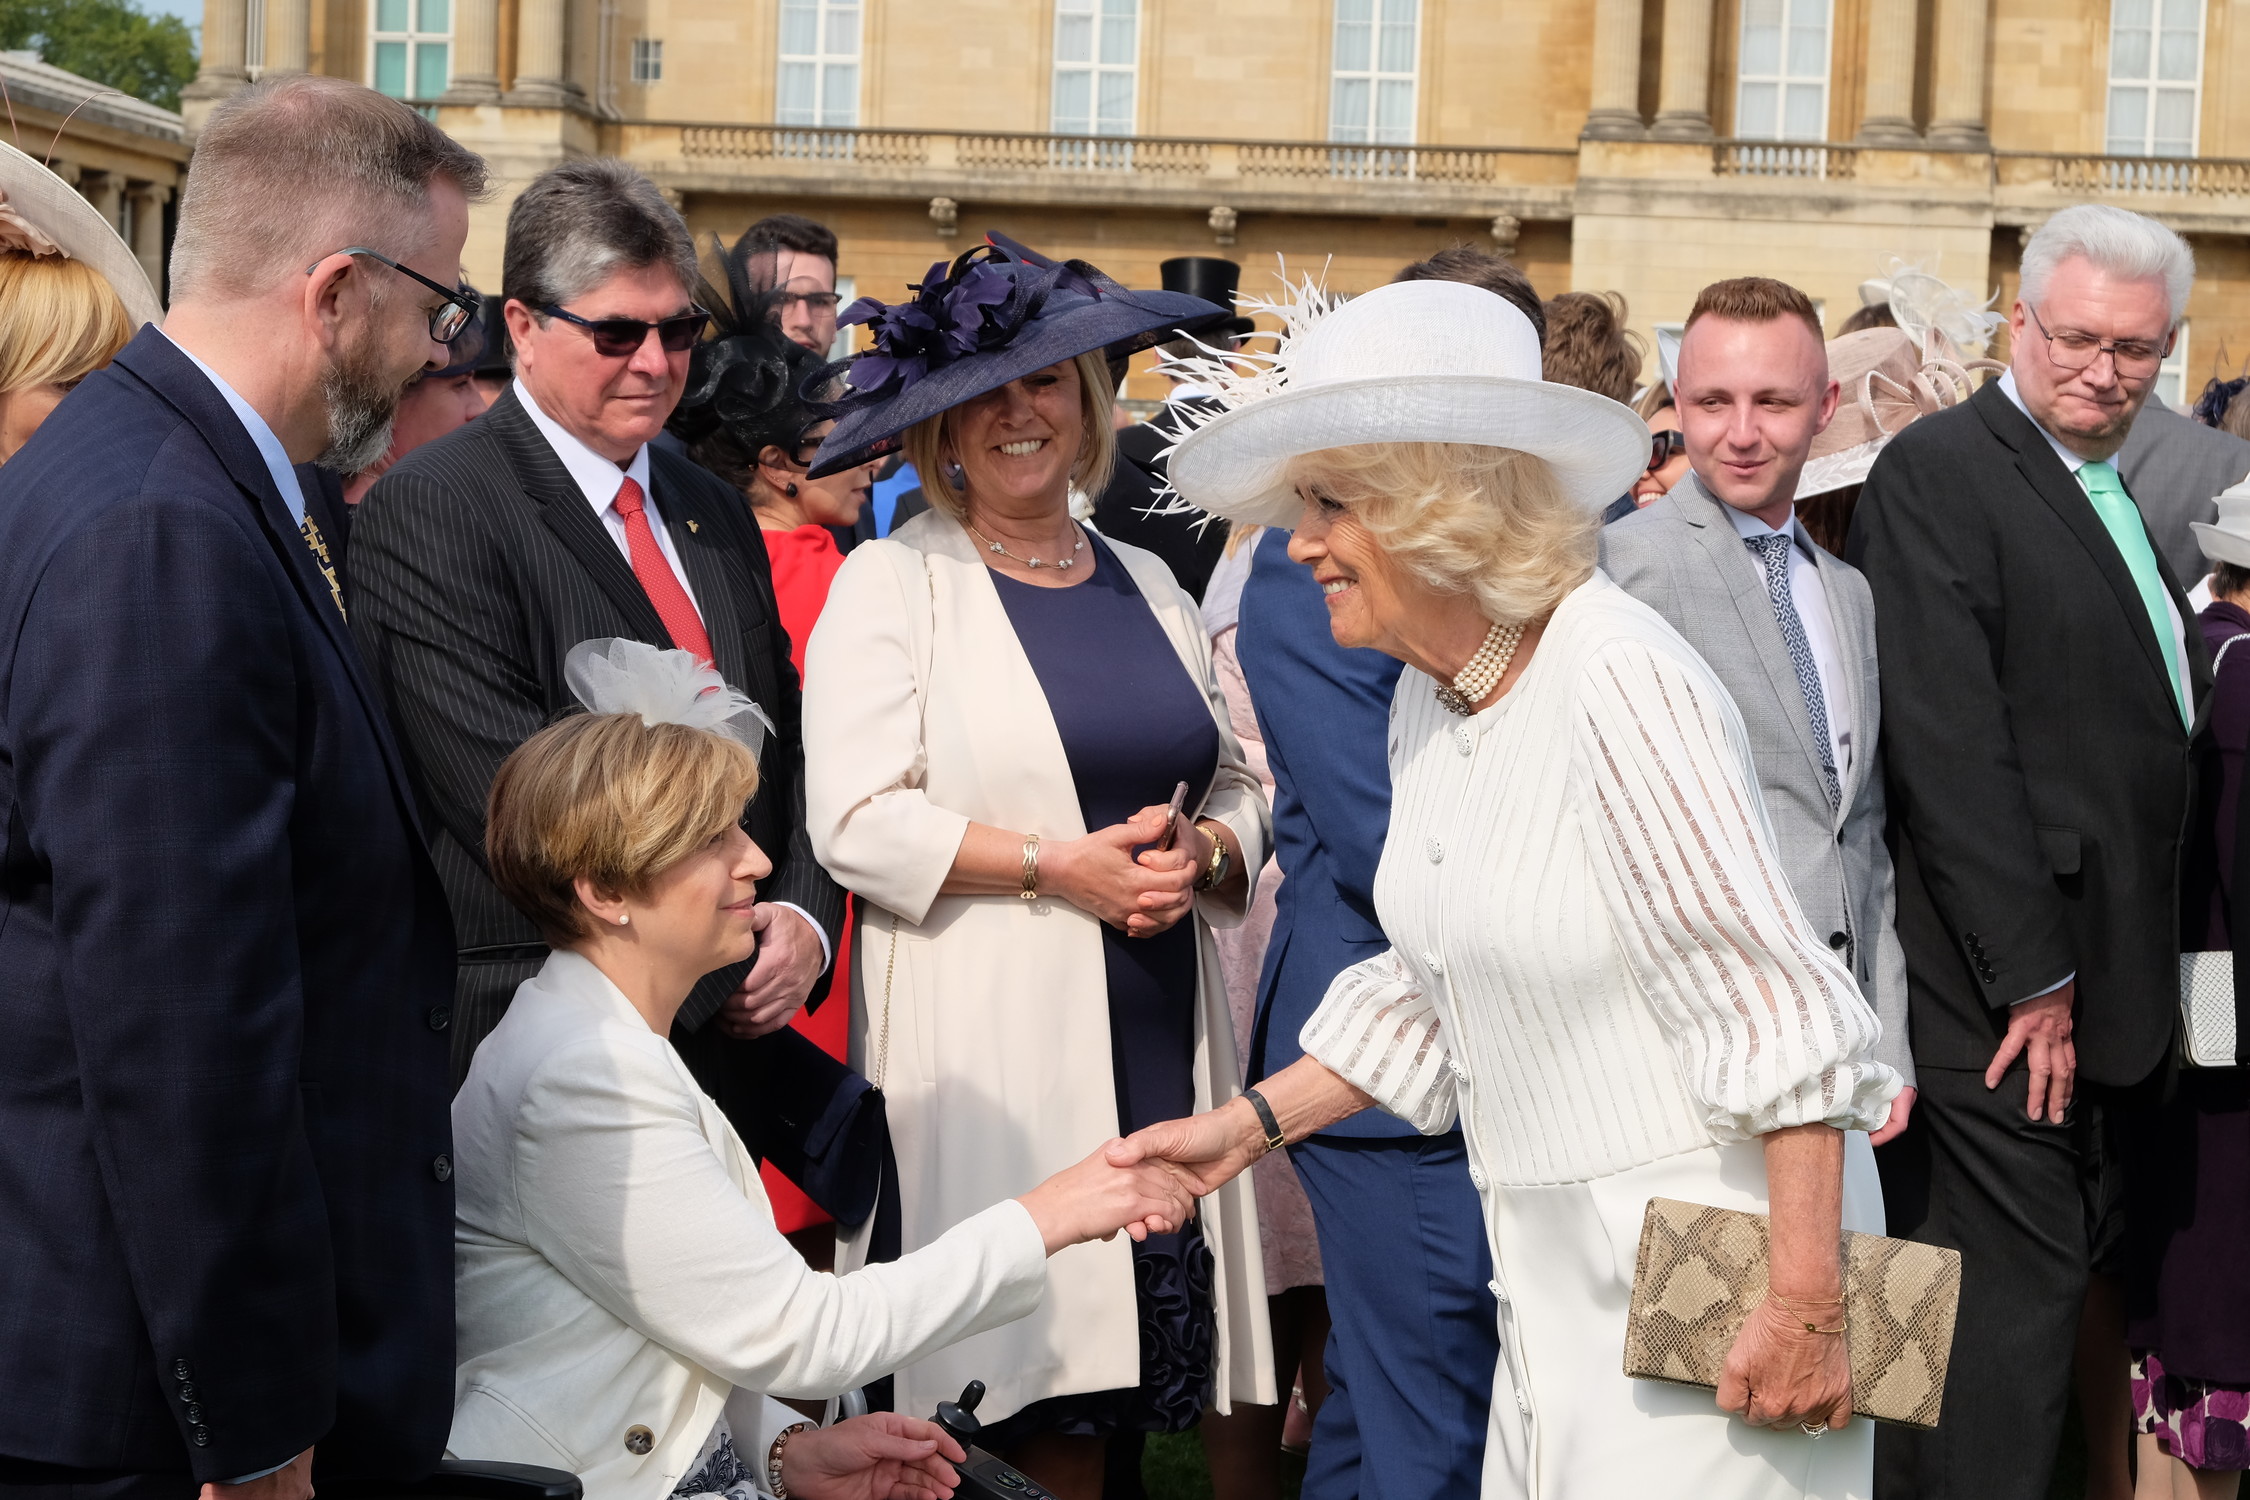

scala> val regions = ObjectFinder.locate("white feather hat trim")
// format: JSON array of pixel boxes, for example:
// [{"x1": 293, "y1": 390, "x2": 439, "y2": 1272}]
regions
[
  {"x1": 1164, "y1": 277, "x2": 1650, "y2": 526},
  {"x1": 0, "y1": 137, "x2": 161, "y2": 327}
]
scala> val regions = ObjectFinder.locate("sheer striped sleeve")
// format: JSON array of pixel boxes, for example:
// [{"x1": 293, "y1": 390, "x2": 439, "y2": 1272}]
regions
[
  {"x1": 1299, "y1": 948, "x2": 1460, "y2": 1135},
  {"x1": 1573, "y1": 637, "x2": 1900, "y2": 1139}
]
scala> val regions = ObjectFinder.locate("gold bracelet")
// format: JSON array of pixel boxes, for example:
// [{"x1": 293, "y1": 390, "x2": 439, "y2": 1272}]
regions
[
  {"x1": 1769, "y1": 1291, "x2": 1848, "y2": 1335},
  {"x1": 1193, "y1": 820, "x2": 1230, "y2": 891},
  {"x1": 1019, "y1": 832, "x2": 1040, "y2": 901}
]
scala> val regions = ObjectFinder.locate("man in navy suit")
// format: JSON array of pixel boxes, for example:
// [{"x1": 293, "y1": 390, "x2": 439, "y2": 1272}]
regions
[{"x1": 0, "y1": 78, "x2": 482, "y2": 1500}]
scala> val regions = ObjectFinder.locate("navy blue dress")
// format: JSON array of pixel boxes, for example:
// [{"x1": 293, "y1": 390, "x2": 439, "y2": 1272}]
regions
[{"x1": 984, "y1": 532, "x2": 1221, "y2": 1442}]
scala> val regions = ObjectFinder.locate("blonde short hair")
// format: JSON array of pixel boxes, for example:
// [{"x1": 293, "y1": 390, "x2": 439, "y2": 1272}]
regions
[
  {"x1": 486, "y1": 712, "x2": 761, "y2": 947},
  {"x1": 1286, "y1": 442, "x2": 1596, "y2": 626},
  {"x1": 0, "y1": 253, "x2": 132, "y2": 393},
  {"x1": 901, "y1": 351, "x2": 1117, "y2": 519}
]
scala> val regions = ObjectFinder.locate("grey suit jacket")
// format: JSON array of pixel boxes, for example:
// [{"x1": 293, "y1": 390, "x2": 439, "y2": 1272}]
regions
[
  {"x1": 2118, "y1": 395, "x2": 2250, "y2": 586},
  {"x1": 1601, "y1": 474, "x2": 1913, "y2": 1084}
]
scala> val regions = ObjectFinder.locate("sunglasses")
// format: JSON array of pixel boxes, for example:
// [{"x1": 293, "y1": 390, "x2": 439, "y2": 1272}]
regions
[
  {"x1": 1647, "y1": 429, "x2": 1687, "y2": 472},
  {"x1": 539, "y1": 303, "x2": 710, "y2": 358},
  {"x1": 308, "y1": 246, "x2": 480, "y2": 344}
]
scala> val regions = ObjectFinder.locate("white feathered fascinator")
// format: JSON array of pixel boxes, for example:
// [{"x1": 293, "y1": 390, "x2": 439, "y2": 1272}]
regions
[
  {"x1": 563, "y1": 638, "x2": 775, "y2": 760},
  {"x1": 1863, "y1": 256, "x2": 2005, "y2": 360}
]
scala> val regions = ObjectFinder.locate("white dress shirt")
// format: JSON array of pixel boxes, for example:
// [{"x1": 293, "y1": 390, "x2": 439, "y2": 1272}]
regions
[
  {"x1": 166, "y1": 331, "x2": 308, "y2": 527},
  {"x1": 1724, "y1": 502, "x2": 1854, "y2": 783},
  {"x1": 514, "y1": 377, "x2": 700, "y2": 616}
]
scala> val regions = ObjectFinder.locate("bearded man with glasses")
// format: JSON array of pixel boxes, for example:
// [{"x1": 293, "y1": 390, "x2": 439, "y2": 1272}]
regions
[
  {"x1": 347, "y1": 160, "x2": 845, "y2": 1128},
  {"x1": 1849, "y1": 203, "x2": 2212, "y2": 1500}
]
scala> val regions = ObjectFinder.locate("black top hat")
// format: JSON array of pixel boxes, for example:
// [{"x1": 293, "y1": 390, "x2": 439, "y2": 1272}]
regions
[
  {"x1": 1160, "y1": 257, "x2": 1255, "y2": 339},
  {"x1": 807, "y1": 232, "x2": 1223, "y2": 479}
]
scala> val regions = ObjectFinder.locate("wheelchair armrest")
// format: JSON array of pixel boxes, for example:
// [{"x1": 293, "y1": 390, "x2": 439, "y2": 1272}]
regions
[{"x1": 394, "y1": 1460, "x2": 583, "y2": 1500}]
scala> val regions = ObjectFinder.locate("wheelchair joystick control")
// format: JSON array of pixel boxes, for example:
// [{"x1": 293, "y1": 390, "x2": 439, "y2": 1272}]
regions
[{"x1": 929, "y1": 1381, "x2": 1059, "y2": 1500}]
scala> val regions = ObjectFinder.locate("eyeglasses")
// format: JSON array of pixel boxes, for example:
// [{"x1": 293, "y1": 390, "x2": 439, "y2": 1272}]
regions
[
  {"x1": 1647, "y1": 428, "x2": 1687, "y2": 473},
  {"x1": 772, "y1": 290, "x2": 843, "y2": 313},
  {"x1": 2024, "y1": 303, "x2": 2170, "y2": 380},
  {"x1": 539, "y1": 303, "x2": 710, "y2": 358},
  {"x1": 309, "y1": 246, "x2": 480, "y2": 344}
]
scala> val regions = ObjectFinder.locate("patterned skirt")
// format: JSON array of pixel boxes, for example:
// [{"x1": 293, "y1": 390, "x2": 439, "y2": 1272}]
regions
[{"x1": 2134, "y1": 1349, "x2": 2250, "y2": 1470}]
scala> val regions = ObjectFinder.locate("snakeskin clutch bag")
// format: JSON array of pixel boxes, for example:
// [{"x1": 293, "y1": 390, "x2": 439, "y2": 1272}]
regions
[{"x1": 1623, "y1": 1197, "x2": 1963, "y2": 1430}]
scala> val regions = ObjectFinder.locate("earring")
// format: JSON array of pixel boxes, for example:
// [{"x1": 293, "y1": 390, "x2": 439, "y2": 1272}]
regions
[
  {"x1": 783, "y1": 482, "x2": 799, "y2": 498},
  {"x1": 617, "y1": 914, "x2": 629, "y2": 926}
]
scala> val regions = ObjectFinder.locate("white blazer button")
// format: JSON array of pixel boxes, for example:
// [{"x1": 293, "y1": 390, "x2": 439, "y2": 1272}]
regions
[
  {"x1": 624, "y1": 1425, "x2": 654, "y2": 1456},
  {"x1": 1455, "y1": 725, "x2": 1474, "y2": 755},
  {"x1": 1425, "y1": 836, "x2": 1444, "y2": 863},
  {"x1": 1517, "y1": 1389, "x2": 1532, "y2": 1415},
  {"x1": 1469, "y1": 1166, "x2": 1487, "y2": 1189},
  {"x1": 1488, "y1": 1279, "x2": 1508, "y2": 1302},
  {"x1": 1423, "y1": 951, "x2": 1444, "y2": 975}
]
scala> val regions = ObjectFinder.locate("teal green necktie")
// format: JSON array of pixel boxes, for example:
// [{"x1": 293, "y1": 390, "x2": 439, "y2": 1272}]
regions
[{"x1": 2080, "y1": 459, "x2": 2186, "y2": 727}]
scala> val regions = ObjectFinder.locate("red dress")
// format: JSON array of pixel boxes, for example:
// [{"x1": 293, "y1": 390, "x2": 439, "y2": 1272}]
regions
[{"x1": 760, "y1": 523, "x2": 851, "y2": 1235}]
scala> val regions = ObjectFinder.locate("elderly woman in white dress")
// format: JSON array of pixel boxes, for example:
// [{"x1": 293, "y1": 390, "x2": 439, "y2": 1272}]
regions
[
  {"x1": 447, "y1": 643, "x2": 1195, "y2": 1500},
  {"x1": 1113, "y1": 280, "x2": 1903, "y2": 1500}
]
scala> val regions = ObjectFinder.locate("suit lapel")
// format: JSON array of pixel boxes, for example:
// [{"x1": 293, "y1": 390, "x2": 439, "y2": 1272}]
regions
[
  {"x1": 487, "y1": 393, "x2": 674, "y2": 648},
  {"x1": 1672, "y1": 476, "x2": 1835, "y2": 810},
  {"x1": 1974, "y1": 383, "x2": 2181, "y2": 720}
]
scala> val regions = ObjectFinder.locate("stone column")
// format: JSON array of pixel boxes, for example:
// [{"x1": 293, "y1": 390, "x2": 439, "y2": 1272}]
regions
[
  {"x1": 183, "y1": 0, "x2": 249, "y2": 100},
  {"x1": 80, "y1": 171, "x2": 121, "y2": 231},
  {"x1": 508, "y1": 0, "x2": 580, "y2": 105},
  {"x1": 1857, "y1": 0, "x2": 1920, "y2": 142},
  {"x1": 1928, "y1": 0, "x2": 1991, "y2": 149},
  {"x1": 128, "y1": 184, "x2": 168, "y2": 297},
  {"x1": 1581, "y1": 0, "x2": 1646, "y2": 140},
  {"x1": 442, "y1": 0, "x2": 503, "y2": 102},
  {"x1": 1650, "y1": 0, "x2": 1716, "y2": 140},
  {"x1": 264, "y1": 0, "x2": 310, "y2": 73}
]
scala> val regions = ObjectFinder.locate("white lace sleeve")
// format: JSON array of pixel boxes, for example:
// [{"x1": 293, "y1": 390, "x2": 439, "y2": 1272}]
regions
[
  {"x1": 1298, "y1": 948, "x2": 1460, "y2": 1134},
  {"x1": 1574, "y1": 638, "x2": 1901, "y2": 1139}
]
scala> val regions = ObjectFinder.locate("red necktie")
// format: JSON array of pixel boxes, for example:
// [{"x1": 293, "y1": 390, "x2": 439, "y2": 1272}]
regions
[{"x1": 611, "y1": 477, "x2": 714, "y2": 666}]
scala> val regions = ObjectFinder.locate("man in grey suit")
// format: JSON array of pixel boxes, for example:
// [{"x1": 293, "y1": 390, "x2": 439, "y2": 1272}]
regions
[
  {"x1": 2117, "y1": 393, "x2": 2250, "y2": 586},
  {"x1": 1603, "y1": 276, "x2": 1916, "y2": 1137}
]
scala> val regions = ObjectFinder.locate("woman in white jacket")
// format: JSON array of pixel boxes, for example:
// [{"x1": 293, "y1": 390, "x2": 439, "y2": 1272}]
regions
[{"x1": 448, "y1": 642, "x2": 1195, "y2": 1500}]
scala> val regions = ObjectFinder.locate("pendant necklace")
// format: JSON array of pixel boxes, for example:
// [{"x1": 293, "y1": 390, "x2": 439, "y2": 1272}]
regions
[{"x1": 966, "y1": 518, "x2": 1086, "y2": 571}]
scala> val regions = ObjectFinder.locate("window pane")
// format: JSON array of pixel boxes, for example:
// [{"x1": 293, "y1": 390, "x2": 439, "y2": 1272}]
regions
[
  {"x1": 1331, "y1": 75, "x2": 1368, "y2": 139},
  {"x1": 1055, "y1": 12, "x2": 1091, "y2": 62},
  {"x1": 2108, "y1": 84, "x2": 2148, "y2": 150},
  {"x1": 1736, "y1": 79, "x2": 1778, "y2": 137},
  {"x1": 827, "y1": 4, "x2": 859, "y2": 56},
  {"x1": 1384, "y1": 0, "x2": 1419, "y2": 22},
  {"x1": 1376, "y1": 77, "x2": 1413, "y2": 137},
  {"x1": 2113, "y1": 0, "x2": 2152, "y2": 28},
  {"x1": 1378, "y1": 18, "x2": 1414, "y2": 71},
  {"x1": 1739, "y1": 0, "x2": 1782, "y2": 74},
  {"x1": 1096, "y1": 68, "x2": 1134, "y2": 131},
  {"x1": 2111, "y1": 26, "x2": 2151, "y2": 79},
  {"x1": 375, "y1": 0, "x2": 408, "y2": 32},
  {"x1": 1334, "y1": 17, "x2": 1370, "y2": 71},
  {"x1": 1787, "y1": 13, "x2": 1827, "y2": 74},
  {"x1": 778, "y1": 60, "x2": 815, "y2": 122},
  {"x1": 822, "y1": 62, "x2": 858, "y2": 124},
  {"x1": 2160, "y1": 0, "x2": 2198, "y2": 29},
  {"x1": 2153, "y1": 86, "x2": 2195, "y2": 151},
  {"x1": 1100, "y1": 12, "x2": 1135, "y2": 64},
  {"x1": 2157, "y1": 27, "x2": 2199, "y2": 81},
  {"x1": 414, "y1": 40, "x2": 448, "y2": 97},
  {"x1": 1053, "y1": 68, "x2": 1091, "y2": 133},
  {"x1": 1056, "y1": 0, "x2": 1091, "y2": 12},
  {"x1": 373, "y1": 38, "x2": 407, "y2": 94},
  {"x1": 1782, "y1": 81, "x2": 1824, "y2": 139},
  {"x1": 779, "y1": 2, "x2": 816, "y2": 56},
  {"x1": 1335, "y1": 0, "x2": 1372, "y2": 22}
]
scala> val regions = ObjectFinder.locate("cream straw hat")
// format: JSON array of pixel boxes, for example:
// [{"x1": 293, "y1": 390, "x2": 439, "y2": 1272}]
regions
[
  {"x1": 0, "y1": 136, "x2": 161, "y2": 327},
  {"x1": 2192, "y1": 478, "x2": 2250, "y2": 570},
  {"x1": 1164, "y1": 278, "x2": 1649, "y2": 525}
]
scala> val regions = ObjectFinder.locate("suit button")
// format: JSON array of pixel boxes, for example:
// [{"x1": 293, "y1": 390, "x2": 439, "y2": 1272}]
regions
[
  {"x1": 427, "y1": 1006, "x2": 452, "y2": 1032},
  {"x1": 185, "y1": 1403, "x2": 202, "y2": 1422},
  {"x1": 432, "y1": 1154, "x2": 453, "y2": 1183},
  {"x1": 625, "y1": 1425, "x2": 655, "y2": 1456},
  {"x1": 1827, "y1": 931, "x2": 1848, "y2": 950},
  {"x1": 191, "y1": 1427, "x2": 210, "y2": 1448},
  {"x1": 173, "y1": 1359, "x2": 191, "y2": 1381},
  {"x1": 178, "y1": 1382, "x2": 196, "y2": 1402}
]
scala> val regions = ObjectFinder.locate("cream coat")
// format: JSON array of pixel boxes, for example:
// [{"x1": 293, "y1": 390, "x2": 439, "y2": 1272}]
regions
[
  {"x1": 448, "y1": 951, "x2": 1050, "y2": 1500},
  {"x1": 803, "y1": 509, "x2": 1276, "y2": 1425}
]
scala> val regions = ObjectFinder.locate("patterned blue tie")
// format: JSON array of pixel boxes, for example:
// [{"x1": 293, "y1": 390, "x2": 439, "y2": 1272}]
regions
[{"x1": 1747, "y1": 531, "x2": 1841, "y2": 810}]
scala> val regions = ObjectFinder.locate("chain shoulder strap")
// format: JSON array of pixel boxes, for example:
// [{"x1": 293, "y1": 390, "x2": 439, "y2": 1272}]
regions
[{"x1": 873, "y1": 910, "x2": 898, "y2": 1090}]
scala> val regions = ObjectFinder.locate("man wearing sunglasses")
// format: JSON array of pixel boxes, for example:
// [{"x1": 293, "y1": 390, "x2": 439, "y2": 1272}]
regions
[
  {"x1": 348, "y1": 162, "x2": 845, "y2": 1121},
  {"x1": 1849, "y1": 205, "x2": 2211, "y2": 1500}
]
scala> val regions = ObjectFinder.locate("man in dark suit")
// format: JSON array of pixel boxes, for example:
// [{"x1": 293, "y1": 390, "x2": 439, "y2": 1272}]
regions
[
  {"x1": 1850, "y1": 204, "x2": 2212, "y2": 1500},
  {"x1": 0, "y1": 77, "x2": 479, "y2": 1499},
  {"x1": 349, "y1": 159, "x2": 845, "y2": 1120}
]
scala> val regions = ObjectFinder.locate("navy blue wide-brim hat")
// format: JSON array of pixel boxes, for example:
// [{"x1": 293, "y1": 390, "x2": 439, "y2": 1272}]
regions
[{"x1": 806, "y1": 232, "x2": 1224, "y2": 478}]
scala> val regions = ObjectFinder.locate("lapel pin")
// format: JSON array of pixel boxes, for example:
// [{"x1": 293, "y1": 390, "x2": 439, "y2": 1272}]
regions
[{"x1": 687, "y1": 519, "x2": 699, "y2": 533}]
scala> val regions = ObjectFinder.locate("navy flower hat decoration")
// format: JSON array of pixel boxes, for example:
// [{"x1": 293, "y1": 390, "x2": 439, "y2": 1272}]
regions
[{"x1": 806, "y1": 231, "x2": 1226, "y2": 479}]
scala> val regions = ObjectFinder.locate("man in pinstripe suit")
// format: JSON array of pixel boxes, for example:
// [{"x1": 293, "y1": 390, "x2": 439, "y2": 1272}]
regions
[{"x1": 348, "y1": 160, "x2": 844, "y2": 1116}]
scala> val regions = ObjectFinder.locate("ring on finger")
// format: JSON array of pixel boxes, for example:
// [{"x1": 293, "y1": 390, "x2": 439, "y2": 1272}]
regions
[{"x1": 1801, "y1": 1422, "x2": 1828, "y2": 1438}]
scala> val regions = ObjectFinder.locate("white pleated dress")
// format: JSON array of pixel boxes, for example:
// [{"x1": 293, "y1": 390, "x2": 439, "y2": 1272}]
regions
[{"x1": 1301, "y1": 574, "x2": 1902, "y2": 1500}]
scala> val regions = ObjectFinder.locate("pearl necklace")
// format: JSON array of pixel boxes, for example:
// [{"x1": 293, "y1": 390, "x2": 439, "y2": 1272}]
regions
[
  {"x1": 966, "y1": 519, "x2": 1086, "y2": 571},
  {"x1": 1434, "y1": 619, "x2": 1527, "y2": 716}
]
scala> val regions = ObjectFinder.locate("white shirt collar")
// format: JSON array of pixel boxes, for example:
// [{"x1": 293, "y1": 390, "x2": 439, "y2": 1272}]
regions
[
  {"x1": 1702, "y1": 476, "x2": 1814, "y2": 560},
  {"x1": 514, "y1": 376, "x2": 653, "y2": 513},
  {"x1": 162, "y1": 329, "x2": 308, "y2": 527},
  {"x1": 1997, "y1": 368, "x2": 2097, "y2": 475}
]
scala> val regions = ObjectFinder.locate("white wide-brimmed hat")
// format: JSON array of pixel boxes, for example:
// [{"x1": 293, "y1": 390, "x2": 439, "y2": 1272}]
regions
[
  {"x1": 2193, "y1": 478, "x2": 2250, "y2": 570},
  {"x1": 0, "y1": 137, "x2": 162, "y2": 327},
  {"x1": 1165, "y1": 278, "x2": 1650, "y2": 526}
]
